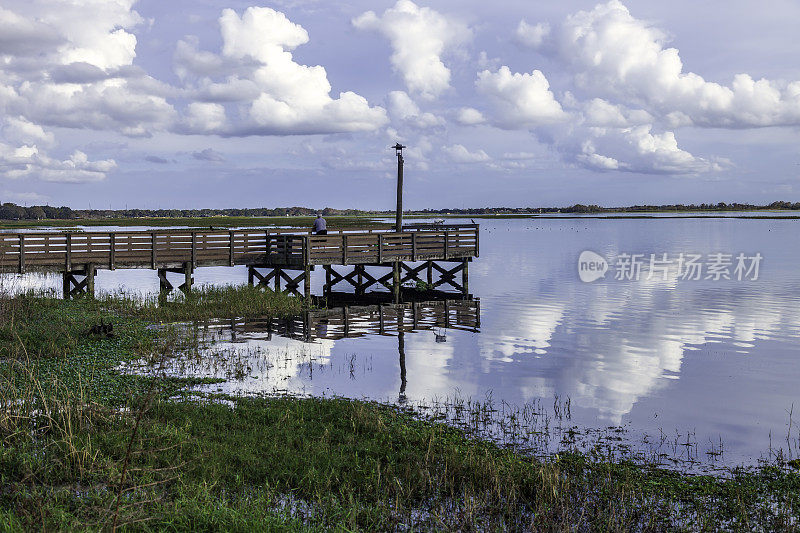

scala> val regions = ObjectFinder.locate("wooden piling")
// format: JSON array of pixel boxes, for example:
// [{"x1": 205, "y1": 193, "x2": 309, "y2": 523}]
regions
[
  {"x1": 183, "y1": 261, "x2": 193, "y2": 293},
  {"x1": 18, "y1": 234, "x2": 25, "y2": 274},
  {"x1": 304, "y1": 265, "x2": 311, "y2": 299},
  {"x1": 392, "y1": 262, "x2": 400, "y2": 303},
  {"x1": 462, "y1": 259, "x2": 469, "y2": 295},
  {"x1": 86, "y1": 264, "x2": 95, "y2": 298},
  {"x1": 109, "y1": 233, "x2": 116, "y2": 270},
  {"x1": 62, "y1": 271, "x2": 69, "y2": 299}
]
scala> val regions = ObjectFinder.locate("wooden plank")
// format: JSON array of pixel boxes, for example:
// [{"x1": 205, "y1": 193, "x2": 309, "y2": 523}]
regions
[{"x1": 151, "y1": 233, "x2": 157, "y2": 268}]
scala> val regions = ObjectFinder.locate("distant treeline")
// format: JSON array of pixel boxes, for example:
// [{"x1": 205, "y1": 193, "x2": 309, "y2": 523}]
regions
[
  {"x1": 416, "y1": 201, "x2": 800, "y2": 214},
  {"x1": 3, "y1": 201, "x2": 800, "y2": 220}
]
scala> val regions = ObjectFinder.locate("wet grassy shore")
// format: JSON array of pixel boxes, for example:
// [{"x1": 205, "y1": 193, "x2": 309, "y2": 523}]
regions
[{"x1": 2, "y1": 290, "x2": 800, "y2": 531}]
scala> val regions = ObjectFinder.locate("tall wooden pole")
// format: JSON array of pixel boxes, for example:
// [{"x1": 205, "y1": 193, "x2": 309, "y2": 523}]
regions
[{"x1": 393, "y1": 143, "x2": 405, "y2": 232}]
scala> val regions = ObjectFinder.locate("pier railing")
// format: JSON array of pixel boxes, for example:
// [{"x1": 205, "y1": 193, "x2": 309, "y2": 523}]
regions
[{"x1": 0, "y1": 224, "x2": 479, "y2": 273}]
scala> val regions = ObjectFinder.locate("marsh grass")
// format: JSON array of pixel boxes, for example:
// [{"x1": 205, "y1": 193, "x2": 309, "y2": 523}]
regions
[{"x1": 99, "y1": 284, "x2": 305, "y2": 323}]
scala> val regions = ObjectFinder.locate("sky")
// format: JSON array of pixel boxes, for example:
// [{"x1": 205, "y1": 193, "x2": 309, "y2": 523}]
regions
[{"x1": 1, "y1": 0, "x2": 800, "y2": 210}]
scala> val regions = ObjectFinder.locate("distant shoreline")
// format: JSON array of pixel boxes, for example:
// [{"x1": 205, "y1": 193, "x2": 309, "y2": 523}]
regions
[
  {"x1": 4, "y1": 200, "x2": 800, "y2": 226},
  {"x1": 2, "y1": 211, "x2": 800, "y2": 230}
]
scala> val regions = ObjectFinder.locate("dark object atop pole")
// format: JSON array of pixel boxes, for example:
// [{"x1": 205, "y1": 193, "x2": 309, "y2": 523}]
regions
[{"x1": 393, "y1": 143, "x2": 405, "y2": 232}]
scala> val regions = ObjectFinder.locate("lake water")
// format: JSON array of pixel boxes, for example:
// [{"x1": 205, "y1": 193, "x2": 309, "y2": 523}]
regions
[{"x1": 6, "y1": 216, "x2": 800, "y2": 470}]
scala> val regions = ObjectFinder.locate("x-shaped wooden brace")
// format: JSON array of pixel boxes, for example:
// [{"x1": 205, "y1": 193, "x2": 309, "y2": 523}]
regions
[
  {"x1": 65, "y1": 272, "x2": 88, "y2": 297},
  {"x1": 252, "y1": 267, "x2": 305, "y2": 296},
  {"x1": 250, "y1": 267, "x2": 278, "y2": 287},
  {"x1": 399, "y1": 262, "x2": 430, "y2": 284},
  {"x1": 324, "y1": 265, "x2": 394, "y2": 293},
  {"x1": 277, "y1": 269, "x2": 306, "y2": 297},
  {"x1": 158, "y1": 268, "x2": 193, "y2": 293},
  {"x1": 324, "y1": 265, "x2": 346, "y2": 292},
  {"x1": 430, "y1": 262, "x2": 465, "y2": 293}
]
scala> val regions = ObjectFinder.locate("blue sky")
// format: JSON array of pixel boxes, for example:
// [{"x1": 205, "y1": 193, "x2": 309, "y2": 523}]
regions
[{"x1": 1, "y1": 0, "x2": 799, "y2": 209}]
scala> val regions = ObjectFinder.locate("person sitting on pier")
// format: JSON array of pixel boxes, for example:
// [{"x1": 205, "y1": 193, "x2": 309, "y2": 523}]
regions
[{"x1": 313, "y1": 214, "x2": 327, "y2": 235}]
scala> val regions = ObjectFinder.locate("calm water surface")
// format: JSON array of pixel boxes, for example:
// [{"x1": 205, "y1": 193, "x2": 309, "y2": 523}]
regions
[{"x1": 7, "y1": 217, "x2": 800, "y2": 468}]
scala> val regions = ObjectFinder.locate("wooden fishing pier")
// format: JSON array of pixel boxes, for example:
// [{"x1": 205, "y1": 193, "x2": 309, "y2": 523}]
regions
[{"x1": 0, "y1": 224, "x2": 479, "y2": 300}]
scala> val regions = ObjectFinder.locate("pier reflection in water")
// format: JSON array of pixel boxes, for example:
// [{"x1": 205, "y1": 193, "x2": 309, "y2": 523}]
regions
[{"x1": 145, "y1": 297, "x2": 480, "y2": 403}]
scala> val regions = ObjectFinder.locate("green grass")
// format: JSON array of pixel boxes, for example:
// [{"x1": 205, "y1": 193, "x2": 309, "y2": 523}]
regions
[
  {"x1": 0, "y1": 286, "x2": 303, "y2": 406},
  {"x1": 2, "y1": 292, "x2": 800, "y2": 530},
  {"x1": 4, "y1": 393, "x2": 800, "y2": 530}
]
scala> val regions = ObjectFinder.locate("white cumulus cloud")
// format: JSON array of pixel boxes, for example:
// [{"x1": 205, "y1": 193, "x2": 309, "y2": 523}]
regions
[
  {"x1": 456, "y1": 107, "x2": 486, "y2": 125},
  {"x1": 179, "y1": 7, "x2": 388, "y2": 136},
  {"x1": 183, "y1": 103, "x2": 227, "y2": 133},
  {"x1": 353, "y1": 0, "x2": 471, "y2": 100},
  {"x1": 0, "y1": 143, "x2": 116, "y2": 182},
  {"x1": 0, "y1": 0, "x2": 175, "y2": 139},
  {"x1": 386, "y1": 91, "x2": 444, "y2": 128},
  {"x1": 514, "y1": 20, "x2": 550, "y2": 49},
  {"x1": 443, "y1": 144, "x2": 490, "y2": 163},
  {"x1": 553, "y1": 0, "x2": 800, "y2": 128},
  {"x1": 475, "y1": 66, "x2": 567, "y2": 129},
  {"x1": 2, "y1": 117, "x2": 55, "y2": 147},
  {"x1": 568, "y1": 126, "x2": 726, "y2": 174}
]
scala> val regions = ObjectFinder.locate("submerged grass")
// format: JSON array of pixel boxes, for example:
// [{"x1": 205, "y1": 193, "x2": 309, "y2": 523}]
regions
[
  {"x1": 99, "y1": 284, "x2": 305, "y2": 322},
  {"x1": 1, "y1": 291, "x2": 800, "y2": 530}
]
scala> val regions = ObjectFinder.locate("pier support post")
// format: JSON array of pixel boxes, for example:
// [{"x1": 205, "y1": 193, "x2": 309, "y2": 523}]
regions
[
  {"x1": 158, "y1": 268, "x2": 171, "y2": 293},
  {"x1": 158, "y1": 263, "x2": 193, "y2": 294},
  {"x1": 62, "y1": 264, "x2": 96, "y2": 299},
  {"x1": 304, "y1": 265, "x2": 311, "y2": 300},
  {"x1": 183, "y1": 262, "x2": 193, "y2": 294},
  {"x1": 355, "y1": 265, "x2": 364, "y2": 296},
  {"x1": 86, "y1": 264, "x2": 95, "y2": 297},
  {"x1": 462, "y1": 259, "x2": 469, "y2": 296},
  {"x1": 324, "y1": 265, "x2": 332, "y2": 294},
  {"x1": 393, "y1": 262, "x2": 401, "y2": 303}
]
